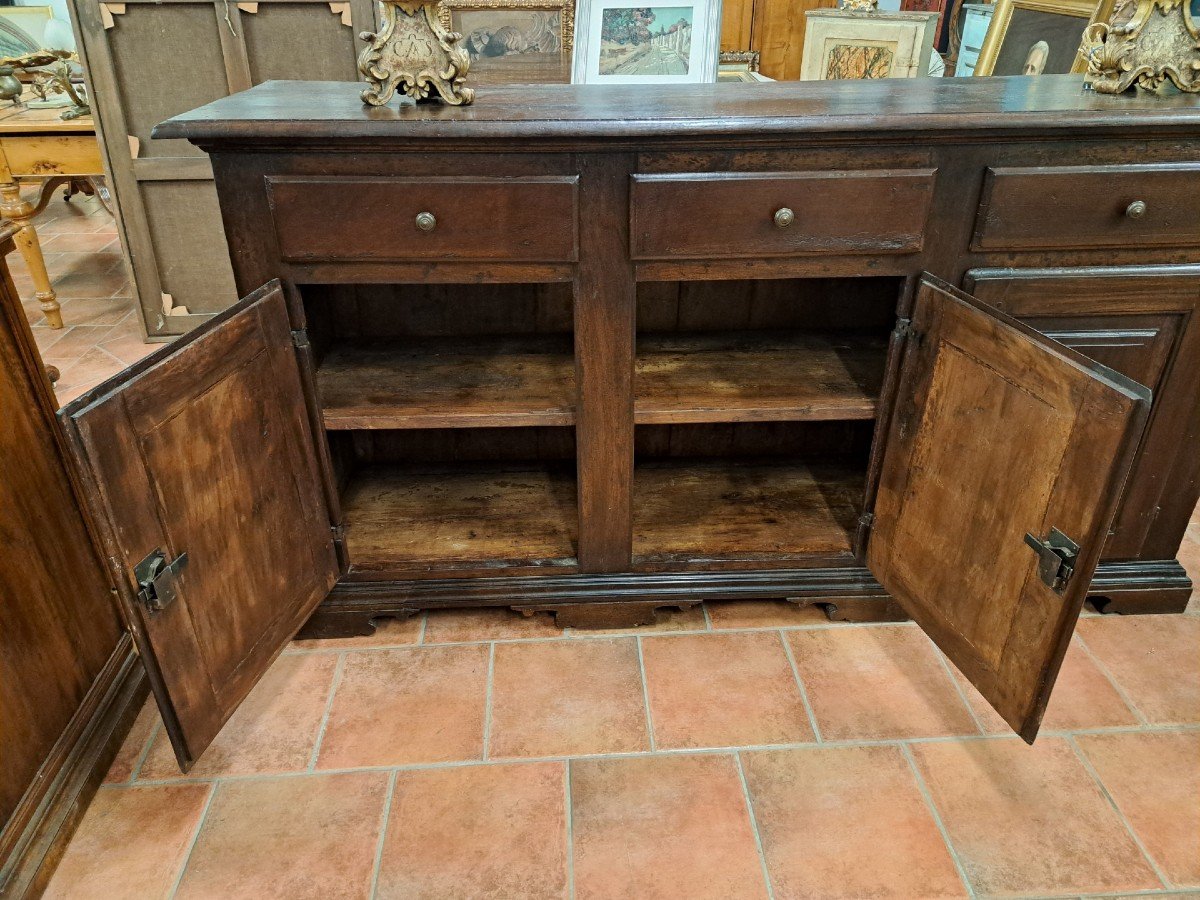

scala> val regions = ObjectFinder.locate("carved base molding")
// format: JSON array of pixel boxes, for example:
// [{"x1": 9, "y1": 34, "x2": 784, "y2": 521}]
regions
[
  {"x1": 357, "y1": 0, "x2": 474, "y2": 106},
  {"x1": 0, "y1": 636, "x2": 147, "y2": 898},
  {"x1": 298, "y1": 559, "x2": 1193, "y2": 636}
]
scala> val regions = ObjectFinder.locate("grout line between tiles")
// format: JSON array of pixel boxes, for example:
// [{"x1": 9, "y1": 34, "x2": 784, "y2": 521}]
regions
[
  {"x1": 417, "y1": 611, "x2": 428, "y2": 644},
  {"x1": 734, "y1": 751, "x2": 776, "y2": 900},
  {"x1": 368, "y1": 769, "x2": 397, "y2": 899},
  {"x1": 899, "y1": 742, "x2": 977, "y2": 900},
  {"x1": 166, "y1": 780, "x2": 219, "y2": 900},
  {"x1": 482, "y1": 642, "x2": 496, "y2": 760},
  {"x1": 701, "y1": 603, "x2": 713, "y2": 630},
  {"x1": 129, "y1": 717, "x2": 163, "y2": 783},
  {"x1": 1074, "y1": 633, "x2": 1151, "y2": 726},
  {"x1": 779, "y1": 630, "x2": 823, "y2": 743},
  {"x1": 1077, "y1": 890, "x2": 1200, "y2": 898},
  {"x1": 1064, "y1": 734, "x2": 1172, "y2": 891},
  {"x1": 932, "y1": 648, "x2": 988, "y2": 736},
  {"x1": 636, "y1": 636, "x2": 657, "y2": 752},
  {"x1": 308, "y1": 651, "x2": 348, "y2": 771},
  {"x1": 280, "y1": 619, "x2": 921, "y2": 654},
  {"x1": 565, "y1": 760, "x2": 576, "y2": 900},
  {"x1": 122, "y1": 723, "x2": 1200, "y2": 786}
]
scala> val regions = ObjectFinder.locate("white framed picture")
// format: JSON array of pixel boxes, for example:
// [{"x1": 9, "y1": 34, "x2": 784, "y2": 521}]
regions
[{"x1": 571, "y1": 1, "x2": 723, "y2": 84}]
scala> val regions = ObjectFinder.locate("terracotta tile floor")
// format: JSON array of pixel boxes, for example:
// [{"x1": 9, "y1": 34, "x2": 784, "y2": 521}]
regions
[{"x1": 15, "y1": 193, "x2": 1200, "y2": 900}]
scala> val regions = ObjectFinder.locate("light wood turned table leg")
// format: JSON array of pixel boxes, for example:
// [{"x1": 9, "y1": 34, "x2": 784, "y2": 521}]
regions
[{"x1": 0, "y1": 177, "x2": 62, "y2": 329}]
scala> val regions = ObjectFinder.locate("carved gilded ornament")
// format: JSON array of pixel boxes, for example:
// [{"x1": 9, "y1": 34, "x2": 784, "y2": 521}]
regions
[
  {"x1": 358, "y1": 0, "x2": 475, "y2": 106},
  {"x1": 1081, "y1": 0, "x2": 1200, "y2": 92}
]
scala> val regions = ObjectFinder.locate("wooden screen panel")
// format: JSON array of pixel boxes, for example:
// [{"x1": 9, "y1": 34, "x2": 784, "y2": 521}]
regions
[
  {"x1": 60, "y1": 284, "x2": 337, "y2": 770},
  {"x1": 243, "y1": 3, "x2": 360, "y2": 82},
  {"x1": 752, "y1": 0, "x2": 838, "y2": 80},
  {"x1": 868, "y1": 277, "x2": 1149, "y2": 741},
  {"x1": 140, "y1": 180, "x2": 238, "y2": 320},
  {"x1": 107, "y1": 3, "x2": 229, "y2": 158},
  {"x1": 721, "y1": 0, "x2": 754, "y2": 51}
]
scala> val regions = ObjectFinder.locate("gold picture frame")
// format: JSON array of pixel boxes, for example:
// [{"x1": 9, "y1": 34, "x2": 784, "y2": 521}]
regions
[
  {"x1": 438, "y1": 0, "x2": 575, "y2": 84},
  {"x1": 974, "y1": 0, "x2": 1100, "y2": 75}
]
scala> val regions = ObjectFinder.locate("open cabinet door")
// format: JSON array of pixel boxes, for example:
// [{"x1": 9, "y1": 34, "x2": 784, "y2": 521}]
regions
[
  {"x1": 867, "y1": 275, "x2": 1150, "y2": 742},
  {"x1": 59, "y1": 282, "x2": 338, "y2": 771}
]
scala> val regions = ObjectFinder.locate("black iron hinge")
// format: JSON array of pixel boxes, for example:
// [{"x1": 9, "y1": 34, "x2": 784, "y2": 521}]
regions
[
  {"x1": 893, "y1": 317, "x2": 918, "y2": 341},
  {"x1": 1023, "y1": 527, "x2": 1080, "y2": 594},
  {"x1": 134, "y1": 548, "x2": 189, "y2": 612}
]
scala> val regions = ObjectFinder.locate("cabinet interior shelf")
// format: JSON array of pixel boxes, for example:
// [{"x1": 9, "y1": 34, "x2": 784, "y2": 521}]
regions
[
  {"x1": 633, "y1": 458, "x2": 864, "y2": 567},
  {"x1": 318, "y1": 330, "x2": 886, "y2": 431},
  {"x1": 318, "y1": 336, "x2": 576, "y2": 430},
  {"x1": 341, "y1": 463, "x2": 578, "y2": 575},
  {"x1": 635, "y1": 331, "x2": 887, "y2": 424}
]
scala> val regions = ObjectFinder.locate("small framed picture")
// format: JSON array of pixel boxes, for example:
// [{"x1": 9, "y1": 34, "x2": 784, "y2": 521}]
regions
[
  {"x1": 572, "y1": 1, "x2": 723, "y2": 84},
  {"x1": 439, "y1": 0, "x2": 575, "y2": 85},
  {"x1": 973, "y1": 0, "x2": 1098, "y2": 76}
]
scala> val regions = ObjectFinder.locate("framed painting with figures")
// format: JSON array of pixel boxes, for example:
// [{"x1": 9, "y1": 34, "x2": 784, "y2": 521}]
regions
[
  {"x1": 572, "y1": 0, "x2": 723, "y2": 83},
  {"x1": 973, "y1": 0, "x2": 1098, "y2": 75},
  {"x1": 439, "y1": 0, "x2": 575, "y2": 84}
]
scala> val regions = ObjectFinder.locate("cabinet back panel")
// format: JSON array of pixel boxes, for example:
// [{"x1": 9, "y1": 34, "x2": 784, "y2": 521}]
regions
[
  {"x1": 636, "y1": 277, "x2": 900, "y2": 333},
  {"x1": 333, "y1": 427, "x2": 577, "y2": 468},
  {"x1": 300, "y1": 283, "x2": 574, "y2": 354},
  {"x1": 635, "y1": 421, "x2": 874, "y2": 460}
]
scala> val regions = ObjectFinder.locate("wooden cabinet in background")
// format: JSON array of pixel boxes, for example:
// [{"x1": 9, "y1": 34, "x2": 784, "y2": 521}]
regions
[
  {"x1": 0, "y1": 228, "x2": 143, "y2": 898},
  {"x1": 721, "y1": 0, "x2": 839, "y2": 80}
]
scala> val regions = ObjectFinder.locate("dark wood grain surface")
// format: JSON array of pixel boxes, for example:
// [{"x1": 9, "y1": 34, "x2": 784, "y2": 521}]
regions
[
  {"x1": 60, "y1": 283, "x2": 338, "y2": 770},
  {"x1": 153, "y1": 76, "x2": 1200, "y2": 144},
  {"x1": 0, "y1": 229, "x2": 124, "y2": 858}
]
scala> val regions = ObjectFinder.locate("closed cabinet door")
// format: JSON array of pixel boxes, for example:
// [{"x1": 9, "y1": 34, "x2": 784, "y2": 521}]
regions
[
  {"x1": 59, "y1": 282, "x2": 338, "y2": 771},
  {"x1": 866, "y1": 275, "x2": 1151, "y2": 741}
]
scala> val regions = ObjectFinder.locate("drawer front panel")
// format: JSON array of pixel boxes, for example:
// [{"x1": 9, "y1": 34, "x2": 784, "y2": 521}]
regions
[
  {"x1": 267, "y1": 175, "x2": 579, "y2": 263},
  {"x1": 973, "y1": 164, "x2": 1200, "y2": 251},
  {"x1": 630, "y1": 170, "x2": 936, "y2": 260}
]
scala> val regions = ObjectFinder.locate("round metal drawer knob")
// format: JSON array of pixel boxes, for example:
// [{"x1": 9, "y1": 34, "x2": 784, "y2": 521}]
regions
[
  {"x1": 774, "y1": 207, "x2": 795, "y2": 228},
  {"x1": 415, "y1": 211, "x2": 437, "y2": 232},
  {"x1": 1125, "y1": 200, "x2": 1147, "y2": 219}
]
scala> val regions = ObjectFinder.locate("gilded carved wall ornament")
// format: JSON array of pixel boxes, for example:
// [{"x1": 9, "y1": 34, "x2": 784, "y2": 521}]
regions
[
  {"x1": 1081, "y1": 0, "x2": 1200, "y2": 93},
  {"x1": 358, "y1": 0, "x2": 475, "y2": 106}
]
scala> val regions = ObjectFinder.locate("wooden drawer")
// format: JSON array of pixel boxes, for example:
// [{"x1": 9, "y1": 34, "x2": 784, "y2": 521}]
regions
[
  {"x1": 629, "y1": 169, "x2": 936, "y2": 260},
  {"x1": 972, "y1": 164, "x2": 1200, "y2": 251},
  {"x1": 266, "y1": 175, "x2": 579, "y2": 263}
]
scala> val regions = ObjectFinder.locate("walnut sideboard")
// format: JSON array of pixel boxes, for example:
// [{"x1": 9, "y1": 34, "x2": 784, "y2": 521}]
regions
[{"x1": 51, "y1": 76, "x2": 1200, "y2": 770}]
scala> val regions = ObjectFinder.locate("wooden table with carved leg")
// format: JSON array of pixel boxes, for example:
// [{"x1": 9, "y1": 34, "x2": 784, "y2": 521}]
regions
[{"x1": 0, "y1": 100, "x2": 108, "y2": 330}]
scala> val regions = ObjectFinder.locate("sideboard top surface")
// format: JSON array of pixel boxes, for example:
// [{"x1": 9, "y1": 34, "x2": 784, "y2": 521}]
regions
[{"x1": 154, "y1": 75, "x2": 1200, "y2": 145}]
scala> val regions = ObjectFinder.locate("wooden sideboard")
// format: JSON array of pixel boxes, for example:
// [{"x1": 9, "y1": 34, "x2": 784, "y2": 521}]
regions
[{"x1": 47, "y1": 76, "x2": 1200, "y2": 771}]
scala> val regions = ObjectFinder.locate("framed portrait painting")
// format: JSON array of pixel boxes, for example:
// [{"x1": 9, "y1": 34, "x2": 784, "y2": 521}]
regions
[
  {"x1": 572, "y1": 0, "x2": 723, "y2": 83},
  {"x1": 439, "y1": 0, "x2": 575, "y2": 84},
  {"x1": 973, "y1": 0, "x2": 1099, "y2": 75}
]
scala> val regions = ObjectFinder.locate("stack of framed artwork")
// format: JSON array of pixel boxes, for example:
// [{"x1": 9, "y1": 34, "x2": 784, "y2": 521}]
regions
[{"x1": 438, "y1": 0, "x2": 728, "y2": 83}]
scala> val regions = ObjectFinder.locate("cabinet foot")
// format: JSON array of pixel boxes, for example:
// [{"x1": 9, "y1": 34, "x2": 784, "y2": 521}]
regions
[
  {"x1": 513, "y1": 600, "x2": 700, "y2": 629},
  {"x1": 296, "y1": 607, "x2": 421, "y2": 640},
  {"x1": 789, "y1": 595, "x2": 910, "y2": 623}
]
